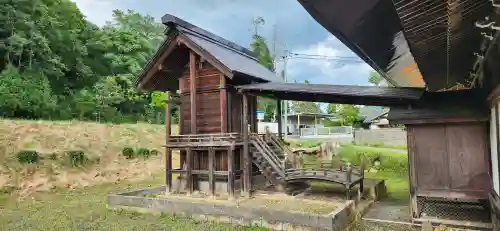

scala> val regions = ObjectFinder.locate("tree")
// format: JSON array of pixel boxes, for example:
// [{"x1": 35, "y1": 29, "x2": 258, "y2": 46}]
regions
[
  {"x1": 338, "y1": 104, "x2": 362, "y2": 126},
  {"x1": 368, "y1": 71, "x2": 382, "y2": 86},
  {"x1": 326, "y1": 104, "x2": 338, "y2": 114},
  {"x1": 249, "y1": 16, "x2": 278, "y2": 122}
]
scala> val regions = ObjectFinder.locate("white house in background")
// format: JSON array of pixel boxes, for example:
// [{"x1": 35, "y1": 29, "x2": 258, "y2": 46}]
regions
[
  {"x1": 361, "y1": 108, "x2": 391, "y2": 129},
  {"x1": 284, "y1": 112, "x2": 336, "y2": 136}
]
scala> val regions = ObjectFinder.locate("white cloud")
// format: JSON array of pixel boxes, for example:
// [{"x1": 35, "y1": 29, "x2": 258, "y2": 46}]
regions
[
  {"x1": 71, "y1": 0, "x2": 119, "y2": 26},
  {"x1": 284, "y1": 34, "x2": 373, "y2": 85}
]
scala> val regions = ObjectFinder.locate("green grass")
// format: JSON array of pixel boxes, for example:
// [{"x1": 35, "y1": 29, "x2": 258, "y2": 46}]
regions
[
  {"x1": 359, "y1": 142, "x2": 408, "y2": 150},
  {"x1": 338, "y1": 144, "x2": 408, "y2": 176},
  {"x1": 285, "y1": 139, "x2": 323, "y2": 148},
  {"x1": 0, "y1": 174, "x2": 266, "y2": 231}
]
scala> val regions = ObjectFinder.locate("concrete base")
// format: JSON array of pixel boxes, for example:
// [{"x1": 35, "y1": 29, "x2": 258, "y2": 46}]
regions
[
  {"x1": 171, "y1": 175, "x2": 268, "y2": 194},
  {"x1": 107, "y1": 178, "x2": 387, "y2": 230}
]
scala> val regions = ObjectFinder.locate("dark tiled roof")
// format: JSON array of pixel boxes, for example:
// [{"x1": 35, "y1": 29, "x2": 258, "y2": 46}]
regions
[
  {"x1": 181, "y1": 30, "x2": 284, "y2": 83},
  {"x1": 134, "y1": 14, "x2": 282, "y2": 89},
  {"x1": 236, "y1": 82, "x2": 424, "y2": 106},
  {"x1": 362, "y1": 108, "x2": 390, "y2": 123}
]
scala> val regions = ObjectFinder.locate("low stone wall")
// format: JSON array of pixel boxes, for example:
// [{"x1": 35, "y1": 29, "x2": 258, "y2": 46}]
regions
[
  {"x1": 107, "y1": 179, "x2": 387, "y2": 230},
  {"x1": 354, "y1": 128, "x2": 407, "y2": 146},
  {"x1": 108, "y1": 189, "x2": 355, "y2": 230}
]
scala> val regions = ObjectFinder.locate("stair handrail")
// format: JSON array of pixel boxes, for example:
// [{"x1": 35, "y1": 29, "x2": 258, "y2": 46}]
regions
[
  {"x1": 252, "y1": 134, "x2": 283, "y2": 170},
  {"x1": 264, "y1": 130, "x2": 303, "y2": 169},
  {"x1": 250, "y1": 134, "x2": 285, "y2": 177}
]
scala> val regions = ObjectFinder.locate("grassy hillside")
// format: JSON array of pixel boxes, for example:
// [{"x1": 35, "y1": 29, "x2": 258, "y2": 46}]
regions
[{"x1": 0, "y1": 119, "x2": 179, "y2": 199}]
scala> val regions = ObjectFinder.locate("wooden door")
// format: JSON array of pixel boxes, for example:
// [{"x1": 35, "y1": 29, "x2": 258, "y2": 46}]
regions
[
  {"x1": 447, "y1": 123, "x2": 491, "y2": 197},
  {"x1": 410, "y1": 123, "x2": 491, "y2": 199},
  {"x1": 411, "y1": 125, "x2": 450, "y2": 191}
]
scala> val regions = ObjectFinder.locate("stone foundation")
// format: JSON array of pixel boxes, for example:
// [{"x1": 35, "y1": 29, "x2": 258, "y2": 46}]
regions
[{"x1": 171, "y1": 175, "x2": 267, "y2": 194}]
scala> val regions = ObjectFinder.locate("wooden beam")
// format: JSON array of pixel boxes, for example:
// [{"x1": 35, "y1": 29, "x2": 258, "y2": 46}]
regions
[
  {"x1": 177, "y1": 35, "x2": 234, "y2": 79},
  {"x1": 186, "y1": 148, "x2": 193, "y2": 195},
  {"x1": 227, "y1": 145, "x2": 235, "y2": 199},
  {"x1": 165, "y1": 102, "x2": 173, "y2": 195},
  {"x1": 220, "y1": 74, "x2": 228, "y2": 133},
  {"x1": 242, "y1": 93, "x2": 251, "y2": 197},
  {"x1": 138, "y1": 39, "x2": 177, "y2": 88},
  {"x1": 277, "y1": 99, "x2": 282, "y2": 140},
  {"x1": 189, "y1": 51, "x2": 197, "y2": 134},
  {"x1": 209, "y1": 147, "x2": 215, "y2": 197}
]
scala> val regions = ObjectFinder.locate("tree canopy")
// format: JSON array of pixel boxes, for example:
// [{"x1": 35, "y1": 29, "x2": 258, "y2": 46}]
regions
[{"x1": 0, "y1": 2, "x2": 171, "y2": 123}]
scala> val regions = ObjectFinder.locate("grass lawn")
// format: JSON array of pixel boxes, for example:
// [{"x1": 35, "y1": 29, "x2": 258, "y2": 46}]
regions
[
  {"x1": 0, "y1": 174, "x2": 265, "y2": 231},
  {"x1": 0, "y1": 170, "x2": 414, "y2": 231}
]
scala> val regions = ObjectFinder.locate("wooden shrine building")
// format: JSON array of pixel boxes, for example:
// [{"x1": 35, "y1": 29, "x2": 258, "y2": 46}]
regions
[{"x1": 134, "y1": 14, "x2": 285, "y2": 198}]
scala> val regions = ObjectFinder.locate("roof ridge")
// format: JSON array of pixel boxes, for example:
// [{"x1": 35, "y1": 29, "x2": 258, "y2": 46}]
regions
[
  {"x1": 179, "y1": 29, "x2": 258, "y2": 61},
  {"x1": 161, "y1": 14, "x2": 257, "y2": 61}
]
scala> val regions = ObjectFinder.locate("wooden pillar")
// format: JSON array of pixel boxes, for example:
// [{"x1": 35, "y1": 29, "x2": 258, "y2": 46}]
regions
[
  {"x1": 227, "y1": 144, "x2": 235, "y2": 199},
  {"x1": 186, "y1": 148, "x2": 193, "y2": 195},
  {"x1": 220, "y1": 74, "x2": 227, "y2": 133},
  {"x1": 277, "y1": 99, "x2": 282, "y2": 140},
  {"x1": 297, "y1": 114, "x2": 301, "y2": 136},
  {"x1": 165, "y1": 102, "x2": 172, "y2": 194},
  {"x1": 189, "y1": 51, "x2": 197, "y2": 134},
  {"x1": 242, "y1": 93, "x2": 251, "y2": 197},
  {"x1": 208, "y1": 147, "x2": 215, "y2": 197}
]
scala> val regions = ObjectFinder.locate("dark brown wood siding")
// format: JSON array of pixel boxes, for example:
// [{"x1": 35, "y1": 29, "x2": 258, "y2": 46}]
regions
[
  {"x1": 176, "y1": 58, "x2": 256, "y2": 173},
  {"x1": 179, "y1": 65, "x2": 222, "y2": 134},
  {"x1": 409, "y1": 122, "x2": 491, "y2": 199}
]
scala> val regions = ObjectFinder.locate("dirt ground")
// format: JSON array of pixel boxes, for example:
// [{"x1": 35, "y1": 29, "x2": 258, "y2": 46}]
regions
[{"x1": 0, "y1": 119, "x2": 179, "y2": 199}]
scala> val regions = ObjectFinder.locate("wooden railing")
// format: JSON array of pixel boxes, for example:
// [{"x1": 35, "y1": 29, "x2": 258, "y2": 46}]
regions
[
  {"x1": 166, "y1": 133, "x2": 241, "y2": 147},
  {"x1": 250, "y1": 134, "x2": 285, "y2": 178}
]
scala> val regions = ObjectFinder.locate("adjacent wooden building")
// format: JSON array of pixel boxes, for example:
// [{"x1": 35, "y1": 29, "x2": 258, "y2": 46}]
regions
[{"x1": 388, "y1": 91, "x2": 492, "y2": 222}]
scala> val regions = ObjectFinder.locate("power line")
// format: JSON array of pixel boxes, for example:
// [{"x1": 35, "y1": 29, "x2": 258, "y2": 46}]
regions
[{"x1": 289, "y1": 52, "x2": 361, "y2": 60}]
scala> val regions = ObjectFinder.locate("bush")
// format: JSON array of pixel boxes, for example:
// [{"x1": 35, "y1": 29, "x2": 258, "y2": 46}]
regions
[
  {"x1": 66, "y1": 151, "x2": 88, "y2": 167},
  {"x1": 16, "y1": 150, "x2": 40, "y2": 164},
  {"x1": 49, "y1": 153, "x2": 58, "y2": 160},
  {"x1": 150, "y1": 149, "x2": 160, "y2": 156},
  {"x1": 122, "y1": 147, "x2": 135, "y2": 159},
  {"x1": 136, "y1": 148, "x2": 151, "y2": 159},
  {"x1": 338, "y1": 144, "x2": 408, "y2": 175}
]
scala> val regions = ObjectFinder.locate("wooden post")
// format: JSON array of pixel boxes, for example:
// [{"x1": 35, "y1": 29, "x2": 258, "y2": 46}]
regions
[
  {"x1": 242, "y1": 93, "x2": 251, "y2": 197},
  {"x1": 186, "y1": 148, "x2": 193, "y2": 195},
  {"x1": 220, "y1": 74, "x2": 227, "y2": 133},
  {"x1": 165, "y1": 99, "x2": 173, "y2": 195},
  {"x1": 277, "y1": 99, "x2": 282, "y2": 140},
  {"x1": 189, "y1": 51, "x2": 197, "y2": 134},
  {"x1": 228, "y1": 144, "x2": 235, "y2": 199},
  {"x1": 208, "y1": 147, "x2": 215, "y2": 197}
]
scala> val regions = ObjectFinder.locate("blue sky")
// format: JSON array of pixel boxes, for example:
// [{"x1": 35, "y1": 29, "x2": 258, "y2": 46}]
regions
[{"x1": 72, "y1": 0, "x2": 374, "y2": 85}]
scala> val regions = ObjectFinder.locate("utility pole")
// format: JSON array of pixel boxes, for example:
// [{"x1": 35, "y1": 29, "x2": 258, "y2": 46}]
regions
[{"x1": 282, "y1": 50, "x2": 289, "y2": 139}]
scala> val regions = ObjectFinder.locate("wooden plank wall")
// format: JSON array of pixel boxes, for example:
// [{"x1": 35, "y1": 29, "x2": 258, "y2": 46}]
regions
[
  {"x1": 176, "y1": 55, "x2": 256, "y2": 174},
  {"x1": 180, "y1": 66, "x2": 222, "y2": 134},
  {"x1": 409, "y1": 122, "x2": 491, "y2": 199}
]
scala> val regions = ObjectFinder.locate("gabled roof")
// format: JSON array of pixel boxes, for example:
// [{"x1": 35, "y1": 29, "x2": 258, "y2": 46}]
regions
[
  {"x1": 297, "y1": 0, "x2": 493, "y2": 91},
  {"x1": 134, "y1": 14, "x2": 282, "y2": 90},
  {"x1": 362, "y1": 108, "x2": 390, "y2": 123}
]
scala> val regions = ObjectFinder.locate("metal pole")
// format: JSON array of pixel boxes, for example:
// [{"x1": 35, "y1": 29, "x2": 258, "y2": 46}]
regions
[{"x1": 283, "y1": 51, "x2": 289, "y2": 139}]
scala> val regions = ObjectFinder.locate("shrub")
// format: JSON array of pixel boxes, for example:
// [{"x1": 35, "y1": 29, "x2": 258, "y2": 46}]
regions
[
  {"x1": 338, "y1": 144, "x2": 408, "y2": 175},
  {"x1": 49, "y1": 153, "x2": 58, "y2": 160},
  {"x1": 136, "y1": 148, "x2": 151, "y2": 159},
  {"x1": 150, "y1": 149, "x2": 160, "y2": 156},
  {"x1": 122, "y1": 147, "x2": 135, "y2": 159},
  {"x1": 16, "y1": 150, "x2": 40, "y2": 164},
  {"x1": 66, "y1": 151, "x2": 88, "y2": 167}
]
